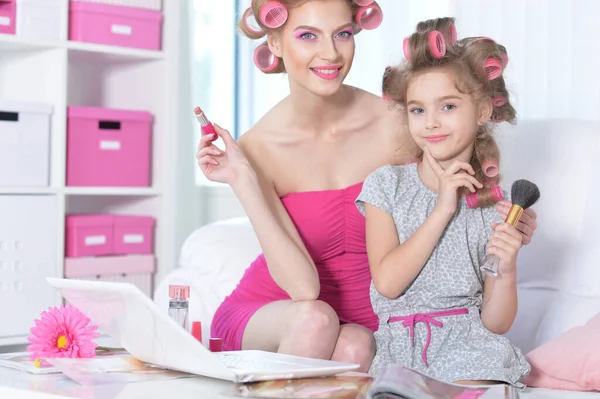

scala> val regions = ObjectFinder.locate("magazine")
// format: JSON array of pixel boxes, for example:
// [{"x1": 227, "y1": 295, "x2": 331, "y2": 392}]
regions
[
  {"x1": 366, "y1": 364, "x2": 516, "y2": 399},
  {"x1": 230, "y1": 373, "x2": 374, "y2": 398},
  {"x1": 0, "y1": 352, "x2": 59, "y2": 375}
]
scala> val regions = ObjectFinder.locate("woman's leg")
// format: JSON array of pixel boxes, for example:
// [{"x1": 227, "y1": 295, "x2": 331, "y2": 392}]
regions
[
  {"x1": 242, "y1": 299, "x2": 341, "y2": 360},
  {"x1": 331, "y1": 324, "x2": 375, "y2": 372}
]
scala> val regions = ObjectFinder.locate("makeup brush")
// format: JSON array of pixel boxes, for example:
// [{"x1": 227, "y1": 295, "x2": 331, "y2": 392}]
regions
[{"x1": 480, "y1": 179, "x2": 541, "y2": 276}]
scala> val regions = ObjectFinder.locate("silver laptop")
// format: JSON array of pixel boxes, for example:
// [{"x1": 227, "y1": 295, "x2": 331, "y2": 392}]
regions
[{"x1": 46, "y1": 278, "x2": 360, "y2": 383}]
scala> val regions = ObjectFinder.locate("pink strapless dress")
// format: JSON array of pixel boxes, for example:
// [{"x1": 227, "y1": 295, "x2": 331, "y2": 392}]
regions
[{"x1": 210, "y1": 182, "x2": 378, "y2": 351}]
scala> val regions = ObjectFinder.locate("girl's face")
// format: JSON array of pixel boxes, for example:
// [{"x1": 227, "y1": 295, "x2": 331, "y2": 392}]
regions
[
  {"x1": 268, "y1": 0, "x2": 356, "y2": 97},
  {"x1": 405, "y1": 68, "x2": 491, "y2": 163}
]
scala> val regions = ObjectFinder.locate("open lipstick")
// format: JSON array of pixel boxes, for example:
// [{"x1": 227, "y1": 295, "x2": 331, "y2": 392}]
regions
[{"x1": 194, "y1": 106, "x2": 218, "y2": 141}]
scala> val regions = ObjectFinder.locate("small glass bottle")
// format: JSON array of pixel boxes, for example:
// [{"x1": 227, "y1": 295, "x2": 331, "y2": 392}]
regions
[{"x1": 168, "y1": 285, "x2": 190, "y2": 331}]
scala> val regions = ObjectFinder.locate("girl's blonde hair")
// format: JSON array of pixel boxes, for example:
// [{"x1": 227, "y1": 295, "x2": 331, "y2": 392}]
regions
[{"x1": 383, "y1": 17, "x2": 516, "y2": 207}]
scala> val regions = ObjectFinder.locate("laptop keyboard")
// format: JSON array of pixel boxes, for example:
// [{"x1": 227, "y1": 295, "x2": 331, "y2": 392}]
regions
[{"x1": 215, "y1": 353, "x2": 305, "y2": 371}]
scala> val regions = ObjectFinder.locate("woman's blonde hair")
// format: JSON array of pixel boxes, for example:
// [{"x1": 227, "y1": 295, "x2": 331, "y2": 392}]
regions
[{"x1": 383, "y1": 17, "x2": 515, "y2": 207}]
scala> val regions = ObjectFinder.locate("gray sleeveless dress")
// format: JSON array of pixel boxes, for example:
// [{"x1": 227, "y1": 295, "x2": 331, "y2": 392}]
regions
[{"x1": 355, "y1": 163, "x2": 531, "y2": 387}]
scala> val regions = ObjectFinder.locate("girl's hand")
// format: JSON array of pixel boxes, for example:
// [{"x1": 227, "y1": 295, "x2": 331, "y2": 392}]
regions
[
  {"x1": 423, "y1": 147, "x2": 483, "y2": 216},
  {"x1": 196, "y1": 122, "x2": 253, "y2": 186},
  {"x1": 495, "y1": 200, "x2": 537, "y2": 245},
  {"x1": 486, "y1": 222, "x2": 522, "y2": 276}
]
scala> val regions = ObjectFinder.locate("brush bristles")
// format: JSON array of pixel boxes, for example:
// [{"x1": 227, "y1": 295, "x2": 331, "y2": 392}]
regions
[{"x1": 511, "y1": 179, "x2": 540, "y2": 209}]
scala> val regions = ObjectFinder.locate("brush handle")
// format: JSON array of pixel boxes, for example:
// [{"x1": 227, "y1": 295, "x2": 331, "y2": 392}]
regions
[{"x1": 480, "y1": 254, "x2": 500, "y2": 277}]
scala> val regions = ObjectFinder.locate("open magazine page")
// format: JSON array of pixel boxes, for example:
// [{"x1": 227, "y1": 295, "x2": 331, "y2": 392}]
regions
[
  {"x1": 0, "y1": 352, "x2": 59, "y2": 375},
  {"x1": 367, "y1": 364, "x2": 491, "y2": 399},
  {"x1": 230, "y1": 373, "x2": 373, "y2": 399}
]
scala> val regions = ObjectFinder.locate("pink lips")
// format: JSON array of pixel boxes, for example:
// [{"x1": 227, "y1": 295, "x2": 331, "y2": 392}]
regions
[
  {"x1": 425, "y1": 135, "x2": 449, "y2": 143},
  {"x1": 311, "y1": 64, "x2": 342, "y2": 80}
]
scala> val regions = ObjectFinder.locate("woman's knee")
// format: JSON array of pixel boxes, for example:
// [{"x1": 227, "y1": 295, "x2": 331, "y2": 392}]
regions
[
  {"x1": 332, "y1": 324, "x2": 375, "y2": 368},
  {"x1": 288, "y1": 300, "x2": 340, "y2": 338}
]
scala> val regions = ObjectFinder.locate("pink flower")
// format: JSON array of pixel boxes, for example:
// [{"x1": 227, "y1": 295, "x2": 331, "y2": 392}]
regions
[{"x1": 27, "y1": 304, "x2": 100, "y2": 362}]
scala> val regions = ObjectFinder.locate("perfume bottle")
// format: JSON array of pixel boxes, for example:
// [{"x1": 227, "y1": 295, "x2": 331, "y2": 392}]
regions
[{"x1": 168, "y1": 285, "x2": 190, "y2": 331}]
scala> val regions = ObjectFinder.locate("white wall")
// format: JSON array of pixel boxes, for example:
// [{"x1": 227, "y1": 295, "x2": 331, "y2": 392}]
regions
[{"x1": 196, "y1": 0, "x2": 600, "y2": 233}]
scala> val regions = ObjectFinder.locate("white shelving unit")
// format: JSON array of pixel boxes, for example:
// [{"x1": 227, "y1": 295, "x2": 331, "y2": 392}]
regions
[{"x1": 0, "y1": 0, "x2": 184, "y2": 346}]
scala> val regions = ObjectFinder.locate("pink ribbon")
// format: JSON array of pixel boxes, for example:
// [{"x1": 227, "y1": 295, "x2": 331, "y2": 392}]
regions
[{"x1": 388, "y1": 308, "x2": 469, "y2": 368}]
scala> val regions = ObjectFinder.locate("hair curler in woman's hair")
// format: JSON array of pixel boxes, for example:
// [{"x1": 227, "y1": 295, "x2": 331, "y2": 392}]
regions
[
  {"x1": 448, "y1": 23, "x2": 457, "y2": 44},
  {"x1": 481, "y1": 161, "x2": 499, "y2": 178},
  {"x1": 428, "y1": 31, "x2": 446, "y2": 58},
  {"x1": 259, "y1": 1, "x2": 288, "y2": 29},
  {"x1": 253, "y1": 43, "x2": 279, "y2": 73},
  {"x1": 355, "y1": 2, "x2": 383, "y2": 30},
  {"x1": 484, "y1": 57, "x2": 503, "y2": 80},
  {"x1": 242, "y1": 7, "x2": 264, "y2": 36},
  {"x1": 465, "y1": 186, "x2": 504, "y2": 209},
  {"x1": 403, "y1": 37, "x2": 411, "y2": 60}
]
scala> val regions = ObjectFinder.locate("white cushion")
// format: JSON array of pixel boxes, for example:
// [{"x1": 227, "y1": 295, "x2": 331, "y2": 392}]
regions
[{"x1": 154, "y1": 217, "x2": 260, "y2": 339}]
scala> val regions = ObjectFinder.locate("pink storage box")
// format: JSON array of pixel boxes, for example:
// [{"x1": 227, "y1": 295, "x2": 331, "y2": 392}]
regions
[
  {"x1": 66, "y1": 106, "x2": 152, "y2": 187},
  {"x1": 113, "y1": 215, "x2": 154, "y2": 255},
  {"x1": 69, "y1": 1, "x2": 162, "y2": 50},
  {"x1": 66, "y1": 214, "x2": 115, "y2": 258},
  {"x1": 64, "y1": 254, "x2": 155, "y2": 297},
  {"x1": 0, "y1": 0, "x2": 16, "y2": 35}
]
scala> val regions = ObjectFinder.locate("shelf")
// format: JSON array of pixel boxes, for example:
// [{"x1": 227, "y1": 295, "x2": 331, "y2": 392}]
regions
[
  {"x1": 0, "y1": 34, "x2": 164, "y2": 61},
  {"x1": 0, "y1": 187, "x2": 58, "y2": 195},
  {"x1": 62, "y1": 187, "x2": 161, "y2": 196}
]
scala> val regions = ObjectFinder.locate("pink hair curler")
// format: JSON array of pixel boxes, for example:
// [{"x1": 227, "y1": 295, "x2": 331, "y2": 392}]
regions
[
  {"x1": 428, "y1": 30, "x2": 446, "y2": 58},
  {"x1": 448, "y1": 23, "x2": 457, "y2": 44},
  {"x1": 484, "y1": 176, "x2": 498, "y2": 188},
  {"x1": 403, "y1": 37, "x2": 410, "y2": 60},
  {"x1": 474, "y1": 36, "x2": 494, "y2": 43},
  {"x1": 253, "y1": 43, "x2": 279, "y2": 73},
  {"x1": 355, "y1": 3, "x2": 383, "y2": 30},
  {"x1": 493, "y1": 96, "x2": 507, "y2": 107},
  {"x1": 259, "y1": 1, "x2": 288, "y2": 29},
  {"x1": 353, "y1": 0, "x2": 375, "y2": 5},
  {"x1": 501, "y1": 53, "x2": 509, "y2": 67},
  {"x1": 465, "y1": 185, "x2": 503, "y2": 208},
  {"x1": 484, "y1": 57, "x2": 503, "y2": 80},
  {"x1": 481, "y1": 161, "x2": 499, "y2": 177},
  {"x1": 242, "y1": 7, "x2": 263, "y2": 35},
  {"x1": 382, "y1": 93, "x2": 390, "y2": 101}
]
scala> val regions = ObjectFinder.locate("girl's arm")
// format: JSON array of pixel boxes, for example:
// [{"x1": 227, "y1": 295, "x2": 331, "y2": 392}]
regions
[
  {"x1": 198, "y1": 126, "x2": 320, "y2": 301},
  {"x1": 365, "y1": 204, "x2": 453, "y2": 299},
  {"x1": 480, "y1": 223, "x2": 522, "y2": 334}
]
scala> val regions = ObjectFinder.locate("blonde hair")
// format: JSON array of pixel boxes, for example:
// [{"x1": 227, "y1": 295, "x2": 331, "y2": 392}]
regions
[
  {"x1": 383, "y1": 17, "x2": 515, "y2": 207},
  {"x1": 238, "y1": 0, "x2": 378, "y2": 74}
]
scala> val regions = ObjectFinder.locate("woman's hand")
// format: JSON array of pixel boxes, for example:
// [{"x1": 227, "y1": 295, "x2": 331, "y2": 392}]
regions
[
  {"x1": 196, "y1": 122, "x2": 254, "y2": 186},
  {"x1": 486, "y1": 222, "x2": 522, "y2": 276},
  {"x1": 423, "y1": 147, "x2": 483, "y2": 216},
  {"x1": 495, "y1": 200, "x2": 537, "y2": 245}
]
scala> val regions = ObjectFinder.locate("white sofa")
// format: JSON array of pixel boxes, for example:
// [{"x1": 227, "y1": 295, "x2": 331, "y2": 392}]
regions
[{"x1": 155, "y1": 119, "x2": 600, "y2": 397}]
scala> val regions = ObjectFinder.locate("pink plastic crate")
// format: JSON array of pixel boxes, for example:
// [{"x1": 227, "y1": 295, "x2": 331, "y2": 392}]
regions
[
  {"x1": 113, "y1": 215, "x2": 154, "y2": 255},
  {"x1": 68, "y1": 1, "x2": 162, "y2": 50},
  {"x1": 64, "y1": 254, "x2": 155, "y2": 297},
  {"x1": 0, "y1": 0, "x2": 16, "y2": 35},
  {"x1": 66, "y1": 214, "x2": 115, "y2": 258},
  {"x1": 66, "y1": 106, "x2": 152, "y2": 187}
]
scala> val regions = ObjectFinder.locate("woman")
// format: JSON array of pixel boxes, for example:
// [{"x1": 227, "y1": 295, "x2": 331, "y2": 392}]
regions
[{"x1": 196, "y1": 0, "x2": 537, "y2": 373}]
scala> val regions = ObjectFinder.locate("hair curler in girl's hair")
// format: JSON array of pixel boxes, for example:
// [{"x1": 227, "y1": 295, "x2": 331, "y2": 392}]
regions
[
  {"x1": 448, "y1": 23, "x2": 457, "y2": 44},
  {"x1": 428, "y1": 31, "x2": 446, "y2": 58},
  {"x1": 253, "y1": 43, "x2": 279, "y2": 73},
  {"x1": 355, "y1": 2, "x2": 383, "y2": 30},
  {"x1": 403, "y1": 37, "x2": 411, "y2": 60},
  {"x1": 484, "y1": 58, "x2": 503, "y2": 80},
  {"x1": 475, "y1": 136, "x2": 500, "y2": 177},
  {"x1": 493, "y1": 96, "x2": 507, "y2": 107},
  {"x1": 466, "y1": 185, "x2": 504, "y2": 209},
  {"x1": 259, "y1": 1, "x2": 288, "y2": 29},
  {"x1": 242, "y1": 7, "x2": 264, "y2": 36},
  {"x1": 353, "y1": 0, "x2": 375, "y2": 5}
]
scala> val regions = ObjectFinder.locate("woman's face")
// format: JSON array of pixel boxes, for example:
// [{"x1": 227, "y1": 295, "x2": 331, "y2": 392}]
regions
[{"x1": 269, "y1": 0, "x2": 356, "y2": 97}]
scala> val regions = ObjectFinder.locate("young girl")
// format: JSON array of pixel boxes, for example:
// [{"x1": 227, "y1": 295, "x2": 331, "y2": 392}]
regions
[{"x1": 355, "y1": 17, "x2": 531, "y2": 386}]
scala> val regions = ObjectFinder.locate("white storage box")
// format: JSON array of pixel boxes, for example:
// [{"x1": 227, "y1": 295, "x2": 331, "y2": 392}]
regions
[
  {"x1": 16, "y1": 0, "x2": 64, "y2": 40},
  {"x1": 69, "y1": 0, "x2": 162, "y2": 11},
  {"x1": 0, "y1": 196, "x2": 59, "y2": 339},
  {"x1": 0, "y1": 100, "x2": 52, "y2": 187}
]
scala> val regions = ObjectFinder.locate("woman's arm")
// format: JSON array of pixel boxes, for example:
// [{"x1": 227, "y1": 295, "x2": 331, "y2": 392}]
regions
[
  {"x1": 480, "y1": 223, "x2": 522, "y2": 334},
  {"x1": 365, "y1": 204, "x2": 453, "y2": 299},
  {"x1": 197, "y1": 126, "x2": 319, "y2": 301}
]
